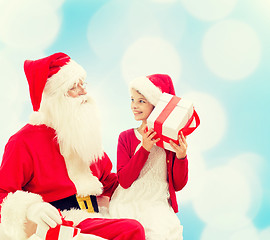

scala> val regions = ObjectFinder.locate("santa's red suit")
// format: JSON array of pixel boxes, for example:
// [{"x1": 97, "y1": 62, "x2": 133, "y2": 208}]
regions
[
  {"x1": 0, "y1": 124, "x2": 116, "y2": 205},
  {"x1": 0, "y1": 53, "x2": 145, "y2": 240}
]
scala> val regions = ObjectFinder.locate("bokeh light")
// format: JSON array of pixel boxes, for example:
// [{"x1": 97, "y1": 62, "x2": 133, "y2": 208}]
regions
[
  {"x1": 177, "y1": 150, "x2": 206, "y2": 203},
  {"x1": 122, "y1": 37, "x2": 181, "y2": 83},
  {"x1": 182, "y1": 91, "x2": 227, "y2": 151},
  {"x1": 0, "y1": 52, "x2": 26, "y2": 157},
  {"x1": 150, "y1": 0, "x2": 177, "y2": 3},
  {"x1": 193, "y1": 165, "x2": 251, "y2": 229},
  {"x1": 87, "y1": 0, "x2": 130, "y2": 60},
  {"x1": 0, "y1": 0, "x2": 62, "y2": 50},
  {"x1": 180, "y1": 0, "x2": 237, "y2": 21},
  {"x1": 259, "y1": 227, "x2": 270, "y2": 240},
  {"x1": 202, "y1": 20, "x2": 261, "y2": 80}
]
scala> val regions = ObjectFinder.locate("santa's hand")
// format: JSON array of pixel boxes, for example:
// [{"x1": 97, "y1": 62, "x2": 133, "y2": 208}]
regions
[{"x1": 26, "y1": 202, "x2": 62, "y2": 229}]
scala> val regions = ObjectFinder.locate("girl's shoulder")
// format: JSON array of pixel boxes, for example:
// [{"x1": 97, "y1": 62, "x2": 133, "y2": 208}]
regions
[
  {"x1": 118, "y1": 129, "x2": 140, "y2": 152},
  {"x1": 119, "y1": 128, "x2": 136, "y2": 140}
]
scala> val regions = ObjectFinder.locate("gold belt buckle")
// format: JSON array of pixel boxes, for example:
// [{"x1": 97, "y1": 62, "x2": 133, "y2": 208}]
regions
[{"x1": 76, "y1": 195, "x2": 95, "y2": 213}]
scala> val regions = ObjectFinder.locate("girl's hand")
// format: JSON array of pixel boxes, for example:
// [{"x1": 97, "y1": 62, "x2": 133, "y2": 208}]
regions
[
  {"x1": 169, "y1": 131, "x2": 188, "y2": 159},
  {"x1": 141, "y1": 125, "x2": 160, "y2": 152}
]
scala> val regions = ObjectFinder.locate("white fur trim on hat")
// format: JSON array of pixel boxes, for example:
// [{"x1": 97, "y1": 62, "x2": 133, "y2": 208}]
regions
[
  {"x1": 29, "y1": 111, "x2": 46, "y2": 126},
  {"x1": 1, "y1": 190, "x2": 43, "y2": 240},
  {"x1": 129, "y1": 76, "x2": 162, "y2": 106},
  {"x1": 44, "y1": 59, "x2": 87, "y2": 97}
]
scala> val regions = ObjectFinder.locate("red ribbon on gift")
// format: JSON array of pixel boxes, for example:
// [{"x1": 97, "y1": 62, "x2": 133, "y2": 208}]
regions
[
  {"x1": 154, "y1": 95, "x2": 200, "y2": 149},
  {"x1": 58, "y1": 210, "x2": 74, "y2": 227},
  {"x1": 45, "y1": 210, "x2": 79, "y2": 239}
]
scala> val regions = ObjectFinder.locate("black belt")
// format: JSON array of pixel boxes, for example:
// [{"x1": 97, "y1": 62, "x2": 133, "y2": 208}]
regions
[{"x1": 50, "y1": 194, "x2": 99, "y2": 213}]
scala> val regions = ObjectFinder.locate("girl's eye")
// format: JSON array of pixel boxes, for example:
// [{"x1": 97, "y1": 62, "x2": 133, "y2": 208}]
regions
[
  {"x1": 139, "y1": 100, "x2": 145, "y2": 103},
  {"x1": 131, "y1": 98, "x2": 134, "y2": 102}
]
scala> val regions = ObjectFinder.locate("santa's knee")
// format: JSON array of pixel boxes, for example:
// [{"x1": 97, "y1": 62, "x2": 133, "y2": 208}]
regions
[{"x1": 125, "y1": 219, "x2": 145, "y2": 240}]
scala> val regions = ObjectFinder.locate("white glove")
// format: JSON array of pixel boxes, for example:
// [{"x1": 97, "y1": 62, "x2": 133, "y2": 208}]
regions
[{"x1": 26, "y1": 202, "x2": 62, "y2": 229}]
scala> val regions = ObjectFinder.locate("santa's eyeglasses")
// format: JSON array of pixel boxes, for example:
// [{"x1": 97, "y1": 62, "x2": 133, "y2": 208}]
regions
[{"x1": 68, "y1": 82, "x2": 88, "y2": 93}]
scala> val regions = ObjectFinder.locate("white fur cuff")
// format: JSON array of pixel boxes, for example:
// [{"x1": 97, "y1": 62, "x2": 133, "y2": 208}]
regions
[{"x1": 1, "y1": 190, "x2": 43, "y2": 240}]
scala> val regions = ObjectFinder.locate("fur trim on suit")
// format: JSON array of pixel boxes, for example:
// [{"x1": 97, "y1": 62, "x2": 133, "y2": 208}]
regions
[{"x1": 1, "y1": 191, "x2": 43, "y2": 240}]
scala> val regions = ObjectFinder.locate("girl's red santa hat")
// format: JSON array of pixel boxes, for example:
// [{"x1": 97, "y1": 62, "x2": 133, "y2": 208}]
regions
[
  {"x1": 129, "y1": 74, "x2": 176, "y2": 106},
  {"x1": 24, "y1": 52, "x2": 86, "y2": 111}
]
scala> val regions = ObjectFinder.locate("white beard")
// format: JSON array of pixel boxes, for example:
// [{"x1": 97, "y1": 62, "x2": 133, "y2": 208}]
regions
[
  {"x1": 30, "y1": 93, "x2": 104, "y2": 165},
  {"x1": 29, "y1": 93, "x2": 105, "y2": 196}
]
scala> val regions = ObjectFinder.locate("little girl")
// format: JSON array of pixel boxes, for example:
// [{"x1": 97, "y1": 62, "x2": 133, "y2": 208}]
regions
[{"x1": 109, "y1": 74, "x2": 188, "y2": 240}]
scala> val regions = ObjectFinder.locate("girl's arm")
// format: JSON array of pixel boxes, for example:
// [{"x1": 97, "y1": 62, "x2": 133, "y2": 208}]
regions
[
  {"x1": 171, "y1": 155, "x2": 188, "y2": 191},
  {"x1": 169, "y1": 132, "x2": 189, "y2": 191},
  {"x1": 117, "y1": 132, "x2": 150, "y2": 189}
]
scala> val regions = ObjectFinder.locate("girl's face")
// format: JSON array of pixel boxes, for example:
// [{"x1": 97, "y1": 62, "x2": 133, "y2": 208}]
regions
[{"x1": 130, "y1": 88, "x2": 154, "y2": 122}]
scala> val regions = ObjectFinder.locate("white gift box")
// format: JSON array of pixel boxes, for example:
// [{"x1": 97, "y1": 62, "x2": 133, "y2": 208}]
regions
[
  {"x1": 35, "y1": 223, "x2": 80, "y2": 240},
  {"x1": 33, "y1": 209, "x2": 108, "y2": 240},
  {"x1": 147, "y1": 92, "x2": 199, "y2": 152}
]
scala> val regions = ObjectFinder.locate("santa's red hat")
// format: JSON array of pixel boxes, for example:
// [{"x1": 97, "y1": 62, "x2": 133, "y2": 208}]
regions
[
  {"x1": 24, "y1": 52, "x2": 86, "y2": 111},
  {"x1": 129, "y1": 74, "x2": 176, "y2": 106}
]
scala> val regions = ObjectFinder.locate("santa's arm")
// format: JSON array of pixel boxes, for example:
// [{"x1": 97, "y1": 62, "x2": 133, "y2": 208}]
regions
[
  {"x1": 91, "y1": 152, "x2": 118, "y2": 198},
  {"x1": 0, "y1": 138, "x2": 43, "y2": 239}
]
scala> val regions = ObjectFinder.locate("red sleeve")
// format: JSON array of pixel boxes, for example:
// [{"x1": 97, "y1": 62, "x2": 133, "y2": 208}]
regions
[
  {"x1": 91, "y1": 153, "x2": 118, "y2": 198},
  {"x1": 171, "y1": 153, "x2": 188, "y2": 191},
  {"x1": 117, "y1": 131, "x2": 150, "y2": 189},
  {"x1": 0, "y1": 137, "x2": 33, "y2": 216}
]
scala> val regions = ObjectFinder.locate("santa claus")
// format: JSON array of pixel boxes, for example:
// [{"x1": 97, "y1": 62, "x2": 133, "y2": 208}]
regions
[{"x1": 0, "y1": 52, "x2": 145, "y2": 240}]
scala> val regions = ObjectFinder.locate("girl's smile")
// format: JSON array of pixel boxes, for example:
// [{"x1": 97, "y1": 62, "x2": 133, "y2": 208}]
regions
[{"x1": 130, "y1": 89, "x2": 154, "y2": 123}]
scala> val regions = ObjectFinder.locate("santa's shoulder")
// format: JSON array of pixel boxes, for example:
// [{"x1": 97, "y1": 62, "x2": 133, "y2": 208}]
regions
[{"x1": 7, "y1": 124, "x2": 55, "y2": 144}]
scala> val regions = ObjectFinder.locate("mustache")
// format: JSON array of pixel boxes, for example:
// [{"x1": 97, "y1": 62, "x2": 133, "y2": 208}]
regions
[{"x1": 66, "y1": 94, "x2": 94, "y2": 105}]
